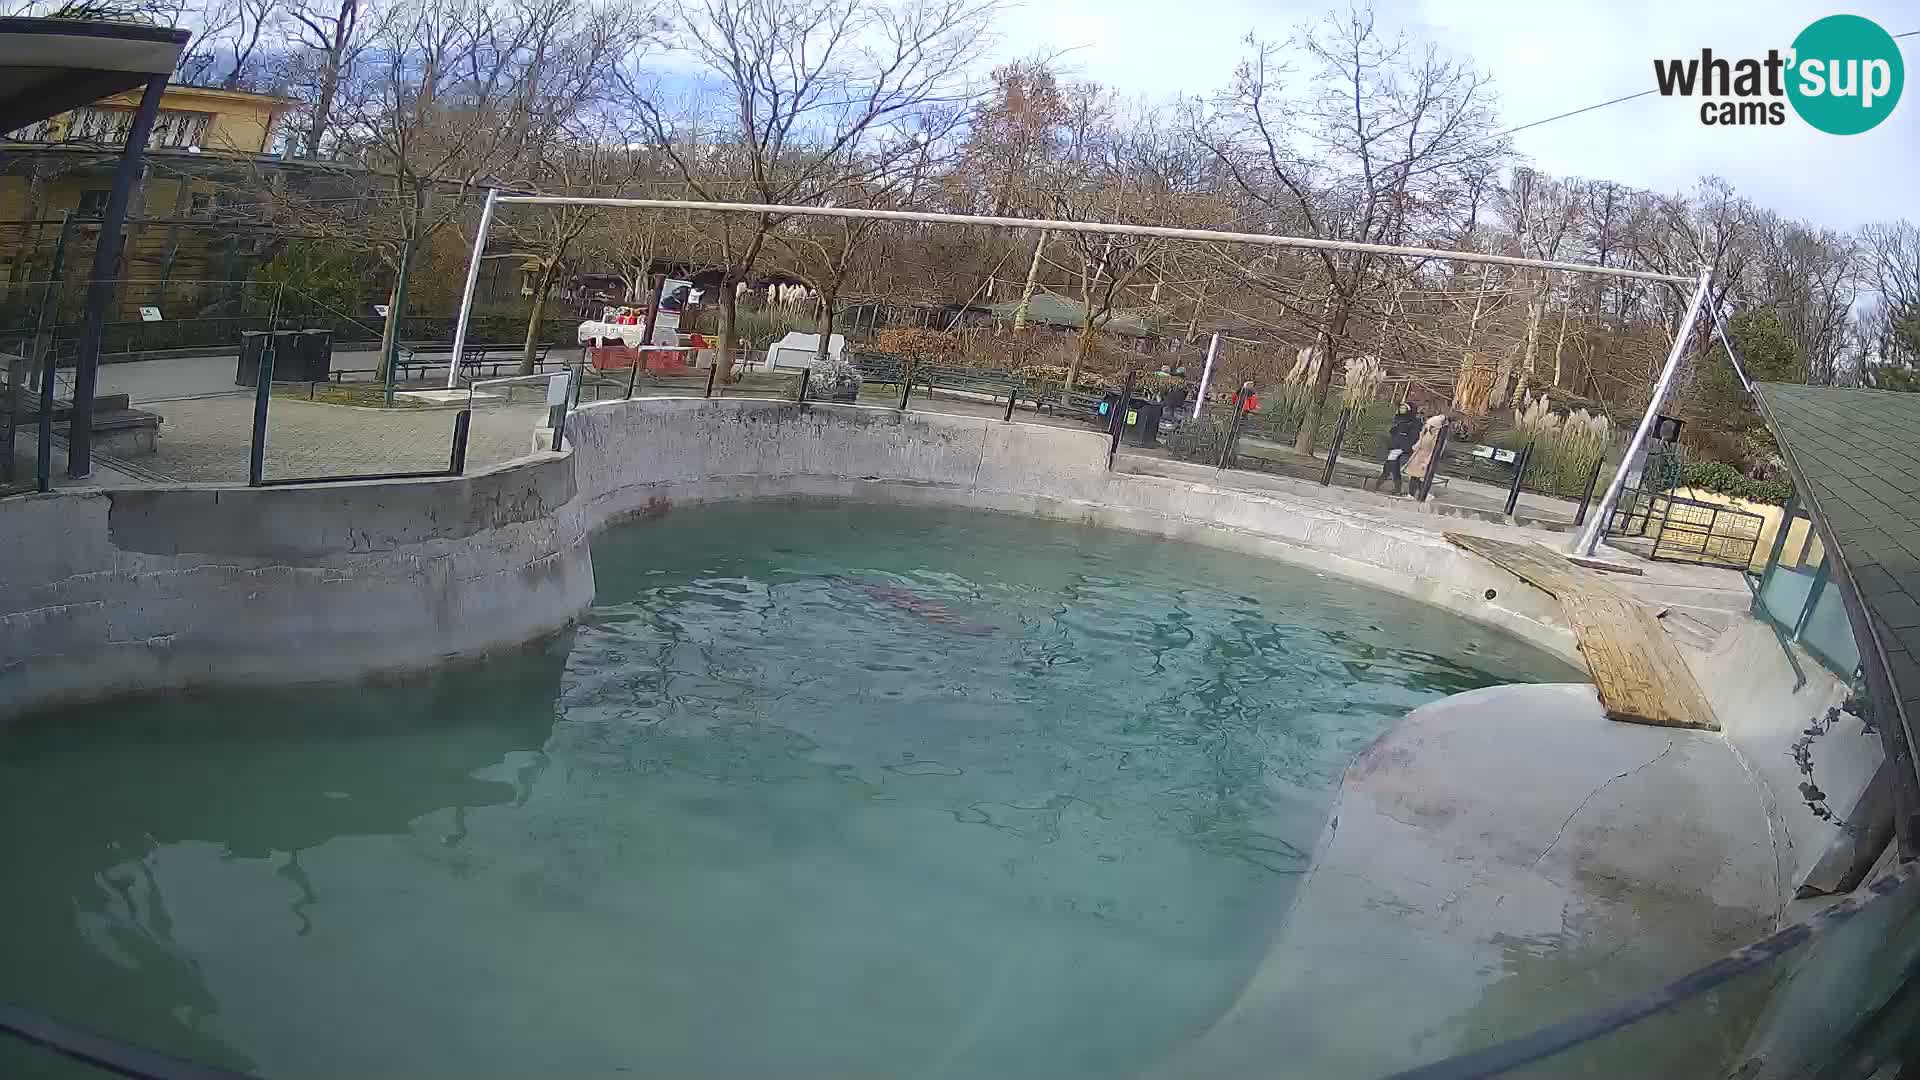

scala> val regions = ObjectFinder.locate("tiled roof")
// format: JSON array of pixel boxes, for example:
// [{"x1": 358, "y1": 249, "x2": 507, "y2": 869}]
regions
[{"x1": 1758, "y1": 383, "x2": 1920, "y2": 704}]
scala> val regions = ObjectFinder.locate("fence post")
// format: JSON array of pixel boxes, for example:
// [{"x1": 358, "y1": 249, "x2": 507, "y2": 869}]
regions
[
  {"x1": 1003, "y1": 382, "x2": 1018, "y2": 422},
  {"x1": 624, "y1": 347, "x2": 642, "y2": 400},
  {"x1": 1504, "y1": 442, "x2": 1535, "y2": 516},
  {"x1": 35, "y1": 336, "x2": 56, "y2": 494},
  {"x1": 1320, "y1": 408, "x2": 1352, "y2": 486},
  {"x1": 448, "y1": 409, "x2": 472, "y2": 475},
  {"x1": 1572, "y1": 457, "x2": 1606, "y2": 527},
  {"x1": 247, "y1": 344, "x2": 275, "y2": 486},
  {"x1": 898, "y1": 367, "x2": 913, "y2": 411},
  {"x1": 796, "y1": 367, "x2": 810, "y2": 403},
  {"x1": 1416, "y1": 421, "x2": 1453, "y2": 503},
  {"x1": 1217, "y1": 402, "x2": 1247, "y2": 470},
  {"x1": 1107, "y1": 369, "x2": 1137, "y2": 469},
  {"x1": 704, "y1": 362, "x2": 718, "y2": 398}
]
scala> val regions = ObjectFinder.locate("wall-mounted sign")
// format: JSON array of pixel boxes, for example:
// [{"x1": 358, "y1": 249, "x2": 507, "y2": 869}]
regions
[
  {"x1": 138, "y1": 306, "x2": 162, "y2": 322},
  {"x1": 373, "y1": 304, "x2": 391, "y2": 318}
]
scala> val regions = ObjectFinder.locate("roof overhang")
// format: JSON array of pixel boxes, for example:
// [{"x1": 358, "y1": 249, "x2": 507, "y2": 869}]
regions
[{"x1": 0, "y1": 17, "x2": 189, "y2": 134}]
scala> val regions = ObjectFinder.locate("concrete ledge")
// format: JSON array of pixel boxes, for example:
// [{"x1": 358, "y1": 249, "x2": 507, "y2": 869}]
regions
[{"x1": 1155, "y1": 683, "x2": 1781, "y2": 1079}]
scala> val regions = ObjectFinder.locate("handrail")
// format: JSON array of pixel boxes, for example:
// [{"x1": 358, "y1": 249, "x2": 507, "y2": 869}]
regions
[
  {"x1": 1389, "y1": 865, "x2": 1918, "y2": 1079},
  {"x1": 5, "y1": 867, "x2": 1913, "y2": 1078},
  {"x1": 0, "y1": 1002, "x2": 259, "y2": 1080}
]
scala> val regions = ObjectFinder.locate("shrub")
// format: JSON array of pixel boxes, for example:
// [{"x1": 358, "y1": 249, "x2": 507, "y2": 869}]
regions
[
  {"x1": 1016, "y1": 364, "x2": 1119, "y2": 391},
  {"x1": 1681, "y1": 460, "x2": 1793, "y2": 505},
  {"x1": 873, "y1": 327, "x2": 961, "y2": 365}
]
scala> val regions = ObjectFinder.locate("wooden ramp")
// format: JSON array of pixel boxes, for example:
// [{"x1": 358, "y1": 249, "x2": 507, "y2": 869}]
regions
[{"x1": 1447, "y1": 532, "x2": 1719, "y2": 731}]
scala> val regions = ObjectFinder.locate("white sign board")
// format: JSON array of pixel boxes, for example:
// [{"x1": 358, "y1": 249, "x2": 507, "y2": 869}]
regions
[
  {"x1": 138, "y1": 306, "x2": 162, "y2": 322},
  {"x1": 767, "y1": 331, "x2": 845, "y2": 370},
  {"x1": 546, "y1": 372, "x2": 571, "y2": 407},
  {"x1": 373, "y1": 304, "x2": 391, "y2": 318}
]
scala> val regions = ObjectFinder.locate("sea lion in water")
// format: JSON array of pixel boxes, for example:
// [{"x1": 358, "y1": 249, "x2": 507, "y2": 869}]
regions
[{"x1": 827, "y1": 576, "x2": 997, "y2": 636}]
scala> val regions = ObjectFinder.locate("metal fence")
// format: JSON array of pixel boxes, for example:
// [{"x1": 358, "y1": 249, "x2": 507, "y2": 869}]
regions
[{"x1": 1164, "y1": 399, "x2": 1612, "y2": 526}]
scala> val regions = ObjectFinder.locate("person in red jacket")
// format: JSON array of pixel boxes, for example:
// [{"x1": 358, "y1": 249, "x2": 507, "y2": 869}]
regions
[{"x1": 1232, "y1": 380, "x2": 1261, "y2": 413}]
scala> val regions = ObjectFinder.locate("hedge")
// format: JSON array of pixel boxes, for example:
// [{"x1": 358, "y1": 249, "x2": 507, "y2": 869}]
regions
[{"x1": 1681, "y1": 460, "x2": 1793, "y2": 506}]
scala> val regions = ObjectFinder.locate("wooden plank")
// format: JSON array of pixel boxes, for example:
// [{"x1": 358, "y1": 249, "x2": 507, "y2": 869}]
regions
[{"x1": 1447, "y1": 532, "x2": 1719, "y2": 731}]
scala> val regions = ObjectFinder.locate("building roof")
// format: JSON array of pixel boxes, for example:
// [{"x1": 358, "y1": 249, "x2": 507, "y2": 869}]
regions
[
  {"x1": 1758, "y1": 383, "x2": 1920, "y2": 706},
  {"x1": 987, "y1": 293, "x2": 1159, "y2": 337},
  {"x1": 0, "y1": 17, "x2": 188, "y2": 134}
]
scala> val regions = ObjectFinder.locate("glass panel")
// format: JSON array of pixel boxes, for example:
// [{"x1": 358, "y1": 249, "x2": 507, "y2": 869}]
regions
[
  {"x1": 1759, "y1": 565, "x2": 1817, "y2": 631},
  {"x1": 1801, "y1": 578, "x2": 1861, "y2": 674}
]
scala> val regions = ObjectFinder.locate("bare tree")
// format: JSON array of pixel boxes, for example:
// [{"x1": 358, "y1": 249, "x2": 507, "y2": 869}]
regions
[
  {"x1": 619, "y1": 0, "x2": 996, "y2": 378},
  {"x1": 285, "y1": 0, "x2": 377, "y2": 158},
  {"x1": 1198, "y1": 6, "x2": 1507, "y2": 450},
  {"x1": 270, "y1": 0, "x2": 538, "y2": 377}
]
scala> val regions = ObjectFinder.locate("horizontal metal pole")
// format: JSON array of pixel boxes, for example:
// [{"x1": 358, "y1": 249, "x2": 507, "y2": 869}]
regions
[
  {"x1": 255, "y1": 467, "x2": 458, "y2": 487},
  {"x1": 493, "y1": 195, "x2": 1695, "y2": 285}
]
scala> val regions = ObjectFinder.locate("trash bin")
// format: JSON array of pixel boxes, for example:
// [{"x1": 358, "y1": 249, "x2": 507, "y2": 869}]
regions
[
  {"x1": 295, "y1": 329, "x2": 334, "y2": 382},
  {"x1": 1127, "y1": 398, "x2": 1163, "y2": 448},
  {"x1": 235, "y1": 330, "x2": 266, "y2": 386}
]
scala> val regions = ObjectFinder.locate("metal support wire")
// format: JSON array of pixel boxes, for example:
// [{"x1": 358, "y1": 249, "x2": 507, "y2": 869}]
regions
[{"x1": 1387, "y1": 867, "x2": 1919, "y2": 1080}]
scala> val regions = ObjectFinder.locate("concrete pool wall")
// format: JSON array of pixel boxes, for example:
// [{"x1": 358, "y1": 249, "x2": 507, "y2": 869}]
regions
[
  {"x1": 0, "y1": 452, "x2": 594, "y2": 714},
  {"x1": 565, "y1": 397, "x2": 1581, "y2": 664},
  {"x1": 0, "y1": 396, "x2": 1577, "y2": 714}
]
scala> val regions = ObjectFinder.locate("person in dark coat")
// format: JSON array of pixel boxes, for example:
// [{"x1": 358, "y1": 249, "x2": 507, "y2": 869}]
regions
[{"x1": 1372, "y1": 402, "x2": 1422, "y2": 495}]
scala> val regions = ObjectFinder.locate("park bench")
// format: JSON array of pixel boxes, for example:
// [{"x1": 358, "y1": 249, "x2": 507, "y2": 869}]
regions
[
  {"x1": 391, "y1": 342, "x2": 561, "y2": 382},
  {"x1": 850, "y1": 353, "x2": 1022, "y2": 399}
]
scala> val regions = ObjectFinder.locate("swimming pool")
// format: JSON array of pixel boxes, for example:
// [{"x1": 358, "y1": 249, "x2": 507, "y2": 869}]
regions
[{"x1": 0, "y1": 502, "x2": 1578, "y2": 1078}]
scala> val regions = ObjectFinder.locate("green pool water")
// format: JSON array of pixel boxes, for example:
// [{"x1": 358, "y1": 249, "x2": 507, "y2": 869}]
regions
[{"x1": 0, "y1": 503, "x2": 1577, "y2": 1079}]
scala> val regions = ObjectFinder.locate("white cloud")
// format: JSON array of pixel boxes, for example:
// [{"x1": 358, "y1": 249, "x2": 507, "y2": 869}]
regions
[{"x1": 992, "y1": 0, "x2": 1918, "y2": 229}]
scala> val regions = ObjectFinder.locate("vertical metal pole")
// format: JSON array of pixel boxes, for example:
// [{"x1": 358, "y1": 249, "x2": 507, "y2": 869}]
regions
[
  {"x1": 1218, "y1": 399, "x2": 1247, "y2": 470},
  {"x1": 1417, "y1": 422, "x2": 1453, "y2": 503},
  {"x1": 1193, "y1": 331, "x2": 1219, "y2": 420},
  {"x1": 1107, "y1": 369, "x2": 1137, "y2": 468},
  {"x1": 1320, "y1": 408, "x2": 1351, "y2": 486},
  {"x1": 1572, "y1": 457, "x2": 1605, "y2": 527},
  {"x1": 70, "y1": 74, "x2": 168, "y2": 479},
  {"x1": 705, "y1": 363, "x2": 718, "y2": 398},
  {"x1": 447, "y1": 188, "x2": 498, "y2": 390},
  {"x1": 897, "y1": 369, "x2": 912, "y2": 410},
  {"x1": 1003, "y1": 382, "x2": 1018, "y2": 422},
  {"x1": 248, "y1": 344, "x2": 275, "y2": 485},
  {"x1": 1576, "y1": 267, "x2": 1712, "y2": 555},
  {"x1": 448, "y1": 408, "x2": 471, "y2": 474},
  {"x1": 1504, "y1": 442, "x2": 1534, "y2": 516},
  {"x1": 796, "y1": 367, "x2": 810, "y2": 403},
  {"x1": 20, "y1": 213, "x2": 72, "y2": 490},
  {"x1": 35, "y1": 333, "x2": 57, "y2": 493}
]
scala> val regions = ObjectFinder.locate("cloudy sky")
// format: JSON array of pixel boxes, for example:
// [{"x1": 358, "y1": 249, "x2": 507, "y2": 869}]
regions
[{"x1": 995, "y1": 0, "x2": 1917, "y2": 231}]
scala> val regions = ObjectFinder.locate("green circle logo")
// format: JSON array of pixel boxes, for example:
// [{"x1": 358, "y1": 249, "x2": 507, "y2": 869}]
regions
[{"x1": 1787, "y1": 14, "x2": 1904, "y2": 134}]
